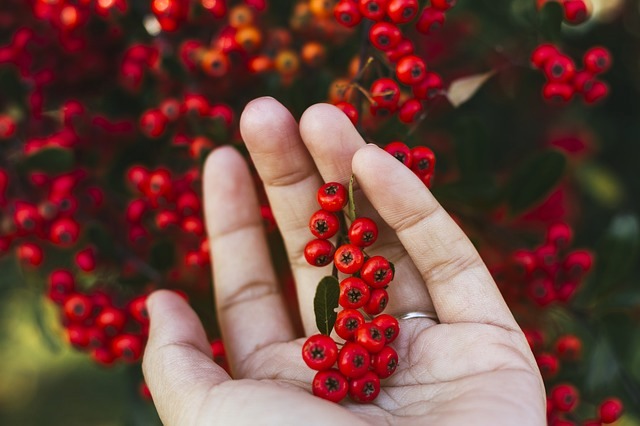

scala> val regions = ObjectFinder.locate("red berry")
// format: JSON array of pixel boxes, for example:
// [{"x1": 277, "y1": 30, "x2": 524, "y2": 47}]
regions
[
  {"x1": 139, "y1": 109, "x2": 168, "y2": 138},
  {"x1": 544, "y1": 55, "x2": 576, "y2": 83},
  {"x1": 338, "y1": 342, "x2": 371, "y2": 378},
  {"x1": 312, "y1": 369, "x2": 348, "y2": 402},
  {"x1": 416, "y1": 6, "x2": 445, "y2": 34},
  {"x1": 371, "y1": 345, "x2": 399, "y2": 378},
  {"x1": 361, "y1": 255, "x2": 394, "y2": 288},
  {"x1": 373, "y1": 314, "x2": 399, "y2": 343},
  {"x1": 335, "y1": 309, "x2": 365, "y2": 341},
  {"x1": 355, "y1": 322, "x2": 385, "y2": 353},
  {"x1": 555, "y1": 335, "x2": 582, "y2": 361},
  {"x1": 339, "y1": 277, "x2": 370, "y2": 309},
  {"x1": 334, "y1": 244, "x2": 365, "y2": 274},
  {"x1": 431, "y1": 0, "x2": 456, "y2": 11},
  {"x1": 527, "y1": 277, "x2": 557, "y2": 306},
  {"x1": 536, "y1": 352, "x2": 559, "y2": 378},
  {"x1": 599, "y1": 398, "x2": 623, "y2": 424},
  {"x1": 334, "y1": 101, "x2": 359, "y2": 126},
  {"x1": 66, "y1": 324, "x2": 89, "y2": 348},
  {"x1": 304, "y1": 239, "x2": 336, "y2": 267},
  {"x1": 96, "y1": 307, "x2": 127, "y2": 336},
  {"x1": 369, "y1": 22, "x2": 401, "y2": 51},
  {"x1": 359, "y1": 0, "x2": 388, "y2": 21},
  {"x1": 573, "y1": 70, "x2": 596, "y2": 93},
  {"x1": 563, "y1": 250, "x2": 593, "y2": 277},
  {"x1": 412, "y1": 72, "x2": 443, "y2": 100},
  {"x1": 64, "y1": 293, "x2": 93, "y2": 322},
  {"x1": 111, "y1": 334, "x2": 144, "y2": 362},
  {"x1": 17, "y1": 243, "x2": 43, "y2": 266},
  {"x1": 396, "y1": 55, "x2": 427, "y2": 86},
  {"x1": 50, "y1": 217, "x2": 80, "y2": 246},
  {"x1": 551, "y1": 383, "x2": 579, "y2": 412},
  {"x1": 317, "y1": 182, "x2": 348, "y2": 212},
  {"x1": 531, "y1": 43, "x2": 560, "y2": 69},
  {"x1": 128, "y1": 295, "x2": 149, "y2": 324},
  {"x1": 0, "y1": 114, "x2": 16, "y2": 139},
  {"x1": 410, "y1": 146, "x2": 436, "y2": 176},
  {"x1": 348, "y1": 217, "x2": 378, "y2": 247},
  {"x1": 302, "y1": 334, "x2": 339, "y2": 371},
  {"x1": 48, "y1": 269, "x2": 75, "y2": 304},
  {"x1": 75, "y1": 247, "x2": 97, "y2": 272},
  {"x1": 334, "y1": 0, "x2": 362, "y2": 28},
  {"x1": 92, "y1": 347, "x2": 116, "y2": 366},
  {"x1": 363, "y1": 288, "x2": 389, "y2": 315},
  {"x1": 370, "y1": 78, "x2": 401, "y2": 113},
  {"x1": 386, "y1": 38, "x2": 415, "y2": 63},
  {"x1": 398, "y1": 98, "x2": 423, "y2": 123},
  {"x1": 309, "y1": 209, "x2": 340, "y2": 239},
  {"x1": 543, "y1": 82, "x2": 574, "y2": 103},
  {"x1": 583, "y1": 81, "x2": 608, "y2": 104},
  {"x1": 546, "y1": 222, "x2": 573, "y2": 249},
  {"x1": 563, "y1": 0, "x2": 589, "y2": 25},
  {"x1": 349, "y1": 371, "x2": 380, "y2": 403},
  {"x1": 583, "y1": 47, "x2": 611, "y2": 74},
  {"x1": 384, "y1": 141, "x2": 412, "y2": 167},
  {"x1": 386, "y1": 0, "x2": 418, "y2": 24}
]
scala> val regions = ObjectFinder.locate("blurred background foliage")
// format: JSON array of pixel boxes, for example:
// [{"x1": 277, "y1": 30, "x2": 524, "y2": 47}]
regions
[{"x1": 1, "y1": 0, "x2": 639, "y2": 425}]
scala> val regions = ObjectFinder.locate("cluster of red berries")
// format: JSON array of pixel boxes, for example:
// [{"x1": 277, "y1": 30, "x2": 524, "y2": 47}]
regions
[
  {"x1": 383, "y1": 140, "x2": 435, "y2": 187},
  {"x1": 48, "y1": 269, "x2": 148, "y2": 365},
  {"x1": 531, "y1": 44, "x2": 611, "y2": 104},
  {"x1": 520, "y1": 329, "x2": 624, "y2": 425},
  {"x1": 495, "y1": 222, "x2": 593, "y2": 307},
  {"x1": 302, "y1": 182, "x2": 399, "y2": 403},
  {"x1": 547, "y1": 384, "x2": 623, "y2": 425},
  {"x1": 537, "y1": 0, "x2": 591, "y2": 25},
  {"x1": 330, "y1": 0, "x2": 454, "y2": 124}
]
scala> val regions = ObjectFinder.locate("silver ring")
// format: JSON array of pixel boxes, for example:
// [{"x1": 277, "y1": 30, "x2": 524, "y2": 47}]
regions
[{"x1": 396, "y1": 311, "x2": 438, "y2": 321}]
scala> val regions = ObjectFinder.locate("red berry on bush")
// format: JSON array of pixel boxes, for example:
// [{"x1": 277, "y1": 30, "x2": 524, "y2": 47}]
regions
[
  {"x1": 416, "y1": 6, "x2": 445, "y2": 34},
  {"x1": 363, "y1": 287, "x2": 389, "y2": 315},
  {"x1": 531, "y1": 43, "x2": 559, "y2": 69},
  {"x1": 309, "y1": 209, "x2": 340, "y2": 239},
  {"x1": 370, "y1": 77, "x2": 401, "y2": 112},
  {"x1": 335, "y1": 308, "x2": 365, "y2": 341},
  {"x1": 372, "y1": 345, "x2": 398, "y2": 378},
  {"x1": 349, "y1": 371, "x2": 381, "y2": 403},
  {"x1": 412, "y1": 72, "x2": 443, "y2": 100},
  {"x1": 369, "y1": 22, "x2": 401, "y2": 51},
  {"x1": 302, "y1": 334, "x2": 339, "y2": 371},
  {"x1": 599, "y1": 398, "x2": 623, "y2": 424},
  {"x1": 359, "y1": 0, "x2": 388, "y2": 21},
  {"x1": 361, "y1": 256, "x2": 393, "y2": 288},
  {"x1": 338, "y1": 342, "x2": 371, "y2": 378},
  {"x1": 551, "y1": 383, "x2": 579, "y2": 412},
  {"x1": 396, "y1": 55, "x2": 427, "y2": 86},
  {"x1": 384, "y1": 141, "x2": 412, "y2": 167},
  {"x1": 373, "y1": 314, "x2": 399, "y2": 343},
  {"x1": 317, "y1": 182, "x2": 348, "y2": 212},
  {"x1": 398, "y1": 98, "x2": 423, "y2": 123},
  {"x1": 555, "y1": 334, "x2": 582, "y2": 361},
  {"x1": 312, "y1": 368, "x2": 348, "y2": 402},
  {"x1": 386, "y1": 0, "x2": 418, "y2": 24},
  {"x1": 334, "y1": 101, "x2": 359, "y2": 126},
  {"x1": 348, "y1": 217, "x2": 378, "y2": 247},
  {"x1": 339, "y1": 276, "x2": 370, "y2": 309},
  {"x1": 334, "y1": 0, "x2": 362, "y2": 28},
  {"x1": 544, "y1": 55, "x2": 576, "y2": 83},
  {"x1": 563, "y1": 0, "x2": 589, "y2": 25},
  {"x1": 334, "y1": 244, "x2": 365, "y2": 274},
  {"x1": 111, "y1": 334, "x2": 144, "y2": 362},
  {"x1": 431, "y1": 0, "x2": 456, "y2": 11},
  {"x1": 64, "y1": 293, "x2": 93, "y2": 322},
  {"x1": 355, "y1": 322, "x2": 385, "y2": 353},
  {"x1": 304, "y1": 239, "x2": 336, "y2": 267},
  {"x1": 584, "y1": 47, "x2": 611, "y2": 74}
]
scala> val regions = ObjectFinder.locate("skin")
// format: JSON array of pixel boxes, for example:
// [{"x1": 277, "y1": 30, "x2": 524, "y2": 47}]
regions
[{"x1": 142, "y1": 98, "x2": 546, "y2": 426}]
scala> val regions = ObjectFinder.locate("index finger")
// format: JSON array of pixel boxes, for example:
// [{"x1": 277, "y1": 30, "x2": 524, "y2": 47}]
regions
[{"x1": 352, "y1": 145, "x2": 519, "y2": 330}]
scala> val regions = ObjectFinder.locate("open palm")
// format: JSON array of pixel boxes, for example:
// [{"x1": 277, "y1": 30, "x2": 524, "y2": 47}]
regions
[{"x1": 142, "y1": 98, "x2": 546, "y2": 426}]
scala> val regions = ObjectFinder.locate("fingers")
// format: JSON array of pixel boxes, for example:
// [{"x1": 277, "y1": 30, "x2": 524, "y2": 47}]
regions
[
  {"x1": 239, "y1": 97, "x2": 329, "y2": 335},
  {"x1": 142, "y1": 290, "x2": 228, "y2": 426},
  {"x1": 204, "y1": 146, "x2": 295, "y2": 374},
  {"x1": 299, "y1": 104, "x2": 433, "y2": 317},
  {"x1": 352, "y1": 145, "x2": 519, "y2": 330}
]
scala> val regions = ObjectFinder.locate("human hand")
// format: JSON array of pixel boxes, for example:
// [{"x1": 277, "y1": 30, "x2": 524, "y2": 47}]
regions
[{"x1": 142, "y1": 97, "x2": 546, "y2": 425}]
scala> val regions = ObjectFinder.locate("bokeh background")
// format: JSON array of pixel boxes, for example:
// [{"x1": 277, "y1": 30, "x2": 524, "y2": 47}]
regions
[{"x1": 1, "y1": 0, "x2": 639, "y2": 425}]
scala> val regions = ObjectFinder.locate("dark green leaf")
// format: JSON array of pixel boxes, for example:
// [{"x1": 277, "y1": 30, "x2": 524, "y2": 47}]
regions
[
  {"x1": 506, "y1": 150, "x2": 566, "y2": 215},
  {"x1": 539, "y1": 1, "x2": 563, "y2": 41},
  {"x1": 314, "y1": 276, "x2": 340, "y2": 335},
  {"x1": 24, "y1": 147, "x2": 74, "y2": 173},
  {"x1": 347, "y1": 174, "x2": 357, "y2": 222},
  {"x1": 593, "y1": 214, "x2": 640, "y2": 295}
]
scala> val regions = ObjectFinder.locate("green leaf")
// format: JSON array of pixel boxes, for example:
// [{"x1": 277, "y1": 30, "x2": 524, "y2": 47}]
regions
[
  {"x1": 539, "y1": 1, "x2": 563, "y2": 41},
  {"x1": 593, "y1": 214, "x2": 640, "y2": 295},
  {"x1": 347, "y1": 174, "x2": 357, "y2": 222},
  {"x1": 24, "y1": 147, "x2": 74, "y2": 173},
  {"x1": 506, "y1": 150, "x2": 566, "y2": 215},
  {"x1": 314, "y1": 276, "x2": 340, "y2": 335},
  {"x1": 586, "y1": 337, "x2": 619, "y2": 392}
]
